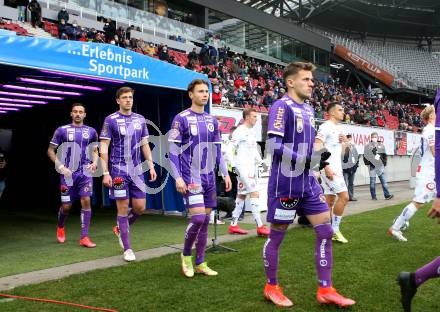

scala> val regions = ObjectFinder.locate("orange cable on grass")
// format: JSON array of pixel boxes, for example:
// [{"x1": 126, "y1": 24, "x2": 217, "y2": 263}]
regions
[{"x1": 0, "y1": 293, "x2": 118, "y2": 312}]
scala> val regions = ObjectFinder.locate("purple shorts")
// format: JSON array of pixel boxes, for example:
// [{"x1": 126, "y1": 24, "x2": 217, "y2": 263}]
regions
[
  {"x1": 183, "y1": 182, "x2": 217, "y2": 210},
  {"x1": 109, "y1": 174, "x2": 146, "y2": 200},
  {"x1": 60, "y1": 172, "x2": 93, "y2": 204},
  {"x1": 267, "y1": 192, "x2": 329, "y2": 224}
]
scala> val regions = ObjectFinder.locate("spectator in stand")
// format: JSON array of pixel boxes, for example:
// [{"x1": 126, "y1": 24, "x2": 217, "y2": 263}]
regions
[
  {"x1": 158, "y1": 46, "x2": 170, "y2": 62},
  {"x1": 103, "y1": 19, "x2": 115, "y2": 42},
  {"x1": 58, "y1": 19, "x2": 68, "y2": 39},
  {"x1": 79, "y1": 31, "x2": 88, "y2": 42},
  {"x1": 28, "y1": 0, "x2": 41, "y2": 28},
  {"x1": 126, "y1": 25, "x2": 134, "y2": 40},
  {"x1": 262, "y1": 91, "x2": 274, "y2": 107},
  {"x1": 68, "y1": 21, "x2": 81, "y2": 41},
  {"x1": 209, "y1": 45, "x2": 218, "y2": 65},
  {"x1": 17, "y1": 0, "x2": 28, "y2": 22},
  {"x1": 188, "y1": 47, "x2": 198, "y2": 63},
  {"x1": 145, "y1": 43, "x2": 156, "y2": 56},
  {"x1": 212, "y1": 85, "x2": 222, "y2": 105},
  {"x1": 57, "y1": 8, "x2": 69, "y2": 23}
]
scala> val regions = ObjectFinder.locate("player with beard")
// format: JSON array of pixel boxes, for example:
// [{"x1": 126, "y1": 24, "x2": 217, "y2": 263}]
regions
[{"x1": 48, "y1": 103, "x2": 98, "y2": 248}]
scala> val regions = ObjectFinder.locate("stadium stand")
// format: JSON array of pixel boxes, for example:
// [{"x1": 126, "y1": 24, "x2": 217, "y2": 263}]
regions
[{"x1": 0, "y1": 12, "x2": 426, "y2": 132}]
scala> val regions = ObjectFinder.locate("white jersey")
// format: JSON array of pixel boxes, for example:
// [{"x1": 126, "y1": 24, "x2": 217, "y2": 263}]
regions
[
  {"x1": 418, "y1": 123, "x2": 435, "y2": 177},
  {"x1": 230, "y1": 124, "x2": 262, "y2": 169},
  {"x1": 316, "y1": 120, "x2": 344, "y2": 175}
]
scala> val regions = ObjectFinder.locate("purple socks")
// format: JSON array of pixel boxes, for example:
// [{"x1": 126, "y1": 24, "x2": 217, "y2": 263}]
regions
[
  {"x1": 183, "y1": 214, "x2": 206, "y2": 257},
  {"x1": 128, "y1": 209, "x2": 142, "y2": 225},
  {"x1": 314, "y1": 223, "x2": 333, "y2": 288},
  {"x1": 117, "y1": 216, "x2": 131, "y2": 251},
  {"x1": 80, "y1": 209, "x2": 91, "y2": 239},
  {"x1": 415, "y1": 256, "x2": 440, "y2": 287},
  {"x1": 263, "y1": 227, "x2": 286, "y2": 285},
  {"x1": 57, "y1": 207, "x2": 68, "y2": 228},
  {"x1": 195, "y1": 214, "x2": 210, "y2": 265}
]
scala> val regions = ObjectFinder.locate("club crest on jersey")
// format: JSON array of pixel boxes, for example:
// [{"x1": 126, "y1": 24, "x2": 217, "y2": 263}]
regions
[
  {"x1": 187, "y1": 183, "x2": 203, "y2": 194},
  {"x1": 113, "y1": 176, "x2": 125, "y2": 190},
  {"x1": 296, "y1": 115, "x2": 304, "y2": 133},
  {"x1": 119, "y1": 125, "x2": 126, "y2": 135},
  {"x1": 207, "y1": 123, "x2": 214, "y2": 132},
  {"x1": 426, "y1": 182, "x2": 435, "y2": 191},
  {"x1": 279, "y1": 198, "x2": 299, "y2": 209},
  {"x1": 133, "y1": 122, "x2": 142, "y2": 130},
  {"x1": 239, "y1": 182, "x2": 244, "y2": 190},
  {"x1": 190, "y1": 124, "x2": 198, "y2": 136}
]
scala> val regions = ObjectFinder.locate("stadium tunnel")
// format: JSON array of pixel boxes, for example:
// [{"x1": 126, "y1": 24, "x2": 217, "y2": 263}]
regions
[{"x1": 0, "y1": 33, "x2": 208, "y2": 213}]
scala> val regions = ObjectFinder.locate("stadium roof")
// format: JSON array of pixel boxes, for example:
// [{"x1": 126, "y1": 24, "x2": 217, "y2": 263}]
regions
[{"x1": 236, "y1": 0, "x2": 440, "y2": 38}]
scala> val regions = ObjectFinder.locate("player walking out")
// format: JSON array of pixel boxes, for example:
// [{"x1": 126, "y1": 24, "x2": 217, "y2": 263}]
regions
[
  {"x1": 100, "y1": 87, "x2": 157, "y2": 262},
  {"x1": 262, "y1": 62, "x2": 355, "y2": 308},
  {"x1": 228, "y1": 108, "x2": 270, "y2": 236},
  {"x1": 315, "y1": 102, "x2": 350, "y2": 243},
  {"x1": 389, "y1": 105, "x2": 436, "y2": 242},
  {"x1": 168, "y1": 79, "x2": 232, "y2": 278},
  {"x1": 48, "y1": 103, "x2": 98, "y2": 248}
]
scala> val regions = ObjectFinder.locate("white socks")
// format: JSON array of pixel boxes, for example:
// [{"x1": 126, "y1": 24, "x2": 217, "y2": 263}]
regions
[
  {"x1": 332, "y1": 214, "x2": 342, "y2": 232},
  {"x1": 231, "y1": 198, "x2": 245, "y2": 226},
  {"x1": 250, "y1": 197, "x2": 263, "y2": 227},
  {"x1": 392, "y1": 202, "x2": 417, "y2": 231}
]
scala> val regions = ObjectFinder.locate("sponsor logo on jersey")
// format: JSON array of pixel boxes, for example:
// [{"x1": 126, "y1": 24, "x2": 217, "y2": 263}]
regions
[
  {"x1": 113, "y1": 176, "x2": 125, "y2": 190},
  {"x1": 82, "y1": 130, "x2": 90, "y2": 139},
  {"x1": 319, "y1": 194, "x2": 326, "y2": 203},
  {"x1": 279, "y1": 197, "x2": 299, "y2": 209},
  {"x1": 273, "y1": 107, "x2": 284, "y2": 130},
  {"x1": 207, "y1": 123, "x2": 214, "y2": 132},
  {"x1": 169, "y1": 128, "x2": 179, "y2": 140},
  {"x1": 67, "y1": 129, "x2": 74, "y2": 142}
]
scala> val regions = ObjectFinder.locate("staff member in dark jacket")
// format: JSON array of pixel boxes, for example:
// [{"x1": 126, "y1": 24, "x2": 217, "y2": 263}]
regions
[
  {"x1": 363, "y1": 132, "x2": 394, "y2": 200},
  {"x1": 28, "y1": 0, "x2": 41, "y2": 28},
  {"x1": 342, "y1": 134, "x2": 359, "y2": 201}
]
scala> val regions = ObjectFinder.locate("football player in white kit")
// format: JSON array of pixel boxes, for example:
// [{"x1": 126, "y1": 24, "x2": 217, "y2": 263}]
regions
[
  {"x1": 315, "y1": 102, "x2": 350, "y2": 243},
  {"x1": 228, "y1": 108, "x2": 270, "y2": 236},
  {"x1": 388, "y1": 105, "x2": 436, "y2": 242}
]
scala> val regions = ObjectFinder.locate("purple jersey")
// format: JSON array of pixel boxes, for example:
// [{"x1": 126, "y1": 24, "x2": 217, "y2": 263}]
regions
[
  {"x1": 50, "y1": 124, "x2": 98, "y2": 173},
  {"x1": 100, "y1": 111, "x2": 149, "y2": 176},
  {"x1": 267, "y1": 95, "x2": 321, "y2": 198},
  {"x1": 434, "y1": 89, "x2": 440, "y2": 197},
  {"x1": 168, "y1": 109, "x2": 222, "y2": 186}
]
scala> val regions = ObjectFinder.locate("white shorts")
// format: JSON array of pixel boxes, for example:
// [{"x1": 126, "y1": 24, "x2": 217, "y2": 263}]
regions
[
  {"x1": 321, "y1": 173, "x2": 347, "y2": 195},
  {"x1": 413, "y1": 175, "x2": 436, "y2": 203},
  {"x1": 236, "y1": 167, "x2": 259, "y2": 195}
]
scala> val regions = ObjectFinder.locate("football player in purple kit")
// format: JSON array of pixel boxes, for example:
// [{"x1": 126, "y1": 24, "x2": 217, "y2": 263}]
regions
[
  {"x1": 48, "y1": 103, "x2": 98, "y2": 248},
  {"x1": 100, "y1": 87, "x2": 157, "y2": 262},
  {"x1": 168, "y1": 79, "x2": 232, "y2": 278},
  {"x1": 262, "y1": 62, "x2": 355, "y2": 308},
  {"x1": 397, "y1": 89, "x2": 440, "y2": 312}
]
